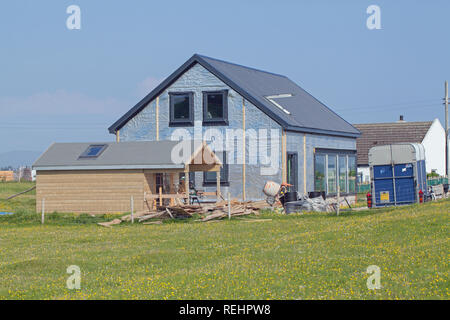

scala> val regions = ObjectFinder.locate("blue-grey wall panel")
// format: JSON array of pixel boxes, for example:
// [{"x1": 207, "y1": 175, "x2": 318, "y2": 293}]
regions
[{"x1": 119, "y1": 63, "x2": 282, "y2": 200}]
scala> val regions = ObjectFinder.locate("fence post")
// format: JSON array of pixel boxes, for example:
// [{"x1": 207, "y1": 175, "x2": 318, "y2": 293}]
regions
[
  {"x1": 41, "y1": 198, "x2": 45, "y2": 224},
  {"x1": 337, "y1": 186, "x2": 340, "y2": 216},
  {"x1": 228, "y1": 192, "x2": 231, "y2": 220},
  {"x1": 130, "y1": 196, "x2": 134, "y2": 224}
]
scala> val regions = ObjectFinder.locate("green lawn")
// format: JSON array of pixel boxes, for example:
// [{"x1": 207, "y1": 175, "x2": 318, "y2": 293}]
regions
[{"x1": 0, "y1": 182, "x2": 448, "y2": 299}]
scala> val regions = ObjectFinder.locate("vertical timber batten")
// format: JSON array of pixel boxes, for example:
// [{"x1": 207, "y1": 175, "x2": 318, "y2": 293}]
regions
[
  {"x1": 116, "y1": 130, "x2": 120, "y2": 142},
  {"x1": 184, "y1": 165, "x2": 189, "y2": 204},
  {"x1": 303, "y1": 133, "x2": 307, "y2": 193},
  {"x1": 156, "y1": 96, "x2": 160, "y2": 141},
  {"x1": 282, "y1": 130, "x2": 287, "y2": 183},
  {"x1": 242, "y1": 98, "x2": 246, "y2": 201},
  {"x1": 216, "y1": 169, "x2": 221, "y2": 203}
]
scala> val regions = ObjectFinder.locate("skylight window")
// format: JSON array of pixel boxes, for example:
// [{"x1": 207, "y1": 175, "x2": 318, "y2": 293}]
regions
[
  {"x1": 79, "y1": 144, "x2": 108, "y2": 159},
  {"x1": 265, "y1": 94, "x2": 292, "y2": 115}
]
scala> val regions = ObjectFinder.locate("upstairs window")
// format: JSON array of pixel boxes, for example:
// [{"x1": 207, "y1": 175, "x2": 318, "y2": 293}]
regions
[
  {"x1": 169, "y1": 92, "x2": 194, "y2": 126},
  {"x1": 203, "y1": 90, "x2": 228, "y2": 125},
  {"x1": 79, "y1": 144, "x2": 107, "y2": 159}
]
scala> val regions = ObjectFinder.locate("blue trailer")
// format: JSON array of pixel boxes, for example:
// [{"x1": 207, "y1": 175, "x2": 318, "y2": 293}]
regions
[{"x1": 369, "y1": 143, "x2": 427, "y2": 207}]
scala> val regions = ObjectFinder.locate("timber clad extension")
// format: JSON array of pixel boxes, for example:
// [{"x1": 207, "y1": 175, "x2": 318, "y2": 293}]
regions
[
  {"x1": 36, "y1": 170, "x2": 145, "y2": 214},
  {"x1": 33, "y1": 140, "x2": 221, "y2": 214}
]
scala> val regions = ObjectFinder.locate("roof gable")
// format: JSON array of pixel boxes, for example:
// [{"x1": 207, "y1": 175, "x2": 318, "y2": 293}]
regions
[
  {"x1": 354, "y1": 121, "x2": 433, "y2": 165},
  {"x1": 109, "y1": 54, "x2": 360, "y2": 137}
]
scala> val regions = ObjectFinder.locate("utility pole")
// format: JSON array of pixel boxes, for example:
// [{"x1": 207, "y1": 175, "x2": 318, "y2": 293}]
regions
[{"x1": 445, "y1": 81, "x2": 449, "y2": 178}]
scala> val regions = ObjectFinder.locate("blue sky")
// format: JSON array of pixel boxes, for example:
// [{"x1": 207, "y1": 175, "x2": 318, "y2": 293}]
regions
[{"x1": 1, "y1": 0, "x2": 449, "y2": 154}]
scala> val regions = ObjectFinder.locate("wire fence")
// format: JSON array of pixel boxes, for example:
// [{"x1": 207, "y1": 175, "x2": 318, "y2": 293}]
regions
[{"x1": 427, "y1": 177, "x2": 449, "y2": 186}]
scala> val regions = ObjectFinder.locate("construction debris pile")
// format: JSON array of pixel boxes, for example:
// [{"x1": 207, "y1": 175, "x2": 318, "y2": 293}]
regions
[
  {"x1": 296, "y1": 195, "x2": 332, "y2": 212},
  {"x1": 98, "y1": 200, "x2": 274, "y2": 227}
]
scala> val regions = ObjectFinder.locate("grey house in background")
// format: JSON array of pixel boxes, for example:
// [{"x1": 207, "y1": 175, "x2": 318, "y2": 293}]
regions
[{"x1": 109, "y1": 54, "x2": 360, "y2": 200}]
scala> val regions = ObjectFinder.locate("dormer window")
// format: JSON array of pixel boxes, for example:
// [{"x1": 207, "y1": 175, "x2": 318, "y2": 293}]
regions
[
  {"x1": 169, "y1": 92, "x2": 194, "y2": 126},
  {"x1": 79, "y1": 144, "x2": 107, "y2": 159},
  {"x1": 203, "y1": 90, "x2": 228, "y2": 126}
]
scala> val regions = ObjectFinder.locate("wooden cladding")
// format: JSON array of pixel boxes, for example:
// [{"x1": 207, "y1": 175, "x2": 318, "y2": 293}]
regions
[{"x1": 36, "y1": 170, "x2": 145, "y2": 214}]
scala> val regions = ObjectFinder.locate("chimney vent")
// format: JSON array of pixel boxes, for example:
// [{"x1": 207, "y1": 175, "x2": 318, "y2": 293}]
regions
[{"x1": 397, "y1": 115, "x2": 406, "y2": 123}]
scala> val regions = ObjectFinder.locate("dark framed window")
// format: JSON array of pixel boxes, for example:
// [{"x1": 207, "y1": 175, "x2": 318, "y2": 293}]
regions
[
  {"x1": 169, "y1": 92, "x2": 194, "y2": 126},
  {"x1": 79, "y1": 144, "x2": 108, "y2": 159},
  {"x1": 286, "y1": 152, "x2": 298, "y2": 192},
  {"x1": 202, "y1": 90, "x2": 228, "y2": 126},
  {"x1": 314, "y1": 148, "x2": 357, "y2": 195},
  {"x1": 327, "y1": 155, "x2": 337, "y2": 194},
  {"x1": 348, "y1": 156, "x2": 357, "y2": 193},
  {"x1": 338, "y1": 155, "x2": 347, "y2": 193},
  {"x1": 155, "y1": 173, "x2": 164, "y2": 193},
  {"x1": 314, "y1": 154, "x2": 326, "y2": 192},
  {"x1": 203, "y1": 151, "x2": 229, "y2": 186}
]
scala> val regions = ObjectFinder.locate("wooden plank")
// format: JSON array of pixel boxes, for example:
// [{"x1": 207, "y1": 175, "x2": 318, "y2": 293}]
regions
[
  {"x1": 242, "y1": 98, "x2": 246, "y2": 201},
  {"x1": 146, "y1": 194, "x2": 187, "y2": 199},
  {"x1": 282, "y1": 130, "x2": 287, "y2": 183},
  {"x1": 185, "y1": 168, "x2": 190, "y2": 203},
  {"x1": 216, "y1": 169, "x2": 221, "y2": 203},
  {"x1": 188, "y1": 164, "x2": 221, "y2": 172},
  {"x1": 303, "y1": 133, "x2": 307, "y2": 193},
  {"x1": 156, "y1": 96, "x2": 159, "y2": 140}
]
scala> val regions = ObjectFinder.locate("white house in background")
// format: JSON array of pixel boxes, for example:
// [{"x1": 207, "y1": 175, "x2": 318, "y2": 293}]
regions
[{"x1": 354, "y1": 117, "x2": 446, "y2": 183}]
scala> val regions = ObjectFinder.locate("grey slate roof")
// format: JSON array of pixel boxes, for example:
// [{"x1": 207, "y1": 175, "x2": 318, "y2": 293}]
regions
[
  {"x1": 108, "y1": 54, "x2": 360, "y2": 138},
  {"x1": 354, "y1": 121, "x2": 433, "y2": 166},
  {"x1": 33, "y1": 140, "x2": 205, "y2": 170}
]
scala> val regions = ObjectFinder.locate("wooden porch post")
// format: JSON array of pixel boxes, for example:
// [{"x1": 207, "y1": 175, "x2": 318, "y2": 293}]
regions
[
  {"x1": 216, "y1": 169, "x2": 221, "y2": 203},
  {"x1": 169, "y1": 172, "x2": 176, "y2": 206},
  {"x1": 282, "y1": 129, "x2": 287, "y2": 183},
  {"x1": 185, "y1": 167, "x2": 190, "y2": 204}
]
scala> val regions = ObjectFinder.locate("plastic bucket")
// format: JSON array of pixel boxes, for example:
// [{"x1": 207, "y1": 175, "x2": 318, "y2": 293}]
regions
[
  {"x1": 263, "y1": 181, "x2": 281, "y2": 197},
  {"x1": 308, "y1": 191, "x2": 326, "y2": 199}
]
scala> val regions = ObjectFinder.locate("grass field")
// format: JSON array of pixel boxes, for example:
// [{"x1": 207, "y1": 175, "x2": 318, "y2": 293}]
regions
[{"x1": 0, "y1": 182, "x2": 448, "y2": 299}]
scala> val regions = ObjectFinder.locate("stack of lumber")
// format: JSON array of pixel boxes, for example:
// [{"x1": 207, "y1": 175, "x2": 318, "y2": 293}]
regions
[{"x1": 97, "y1": 199, "x2": 272, "y2": 227}]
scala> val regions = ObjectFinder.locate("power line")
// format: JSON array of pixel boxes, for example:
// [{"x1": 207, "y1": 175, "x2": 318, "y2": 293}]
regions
[
  {"x1": 334, "y1": 98, "x2": 441, "y2": 112},
  {"x1": 336, "y1": 103, "x2": 442, "y2": 114}
]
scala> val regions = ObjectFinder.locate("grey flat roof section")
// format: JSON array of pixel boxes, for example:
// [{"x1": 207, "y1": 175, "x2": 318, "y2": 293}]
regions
[
  {"x1": 33, "y1": 140, "x2": 204, "y2": 171},
  {"x1": 108, "y1": 54, "x2": 360, "y2": 138}
]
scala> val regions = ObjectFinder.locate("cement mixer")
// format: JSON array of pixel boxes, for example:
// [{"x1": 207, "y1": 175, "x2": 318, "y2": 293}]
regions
[{"x1": 262, "y1": 181, "x2": 294, "y2": 206}]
